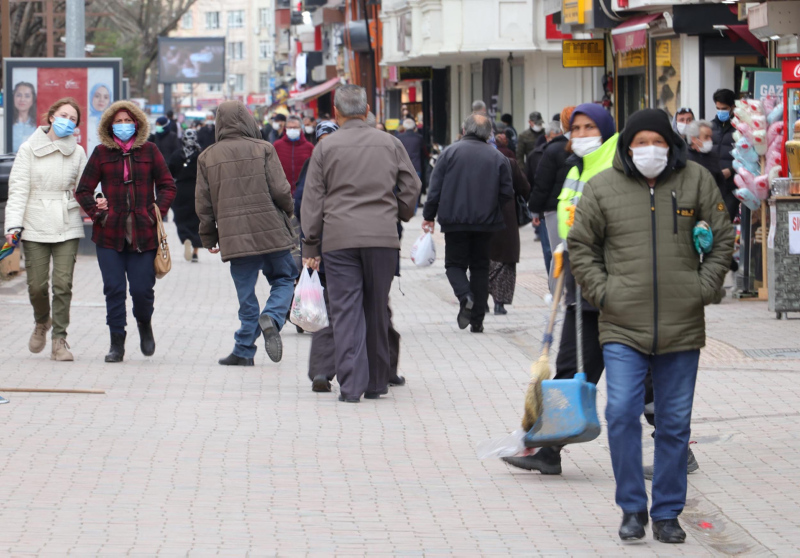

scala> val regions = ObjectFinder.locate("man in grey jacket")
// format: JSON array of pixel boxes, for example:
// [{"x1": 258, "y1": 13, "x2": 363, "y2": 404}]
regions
[
  {"x1": 301, "y1": 85, "x2": 421, "y2": 403},
  {"x1": 196, "y1": 100, "x2": 297, "y2": 367}
]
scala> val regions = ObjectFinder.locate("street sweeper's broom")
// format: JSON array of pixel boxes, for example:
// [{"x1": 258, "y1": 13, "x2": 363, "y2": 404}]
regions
[{"x1": 522, "y1": 244, "x2": 566, "y2": 432}]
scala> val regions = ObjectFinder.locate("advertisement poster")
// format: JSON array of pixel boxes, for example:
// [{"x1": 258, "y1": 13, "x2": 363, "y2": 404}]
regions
[{"x1": 3, "y1": 58, "x2": 122, "y2": 156}]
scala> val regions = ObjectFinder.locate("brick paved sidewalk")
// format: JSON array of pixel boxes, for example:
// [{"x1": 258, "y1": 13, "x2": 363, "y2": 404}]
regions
[{"x1": 0, "y1": 216, "x2": 798, "y2": 555}]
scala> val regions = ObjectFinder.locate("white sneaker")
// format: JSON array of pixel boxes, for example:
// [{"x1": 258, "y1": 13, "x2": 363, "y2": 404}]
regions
[{"x1": 184, "y1": 239, "x2": 192, "y2": 261}]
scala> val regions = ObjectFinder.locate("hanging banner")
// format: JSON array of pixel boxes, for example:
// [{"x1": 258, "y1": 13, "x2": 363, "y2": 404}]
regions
[
  {"x1": 482, "y1": 59, "x2": 501, "y2": 120},
  {"x1": 562, "y1": 39, "x2": 605, "y2": 68}
]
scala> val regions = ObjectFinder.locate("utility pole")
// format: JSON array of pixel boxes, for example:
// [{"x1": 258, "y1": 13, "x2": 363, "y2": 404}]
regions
[
  {"x1": 65, "y1": 0, "x2": 86, "y2": 58},
  {"x1": 1, "y1": 0, "x2": 10, "y2": 60}
]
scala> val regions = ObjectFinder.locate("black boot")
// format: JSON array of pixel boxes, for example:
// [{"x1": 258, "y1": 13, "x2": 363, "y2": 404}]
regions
[
  {"x1": 652, "y1": 519, "x2": 686, "y2": 543},
  {"x1": 137, "y1": 320, "x2": 155, "y2": 356},
  {"x1": 218, "y1": 353, "x2": 254, "y2": 366},
  {"x1": 619, "y1": 511, "x2": 648, "y2": 541},
  {"x1": 494, "y1": 303, "x2": 507, "y2": 315},
  {"x1": 502, "y1": 446, "x2": 562, "y2": 475},
  {"x1": 105, "y1": 332, "x2": 126, "y2": 363},
  {"x1": 457, "y1": 295, "x2": 474, "y2": 330}
]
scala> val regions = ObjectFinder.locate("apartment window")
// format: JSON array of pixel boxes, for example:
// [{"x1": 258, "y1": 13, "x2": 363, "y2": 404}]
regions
[
  {"x1": 259, "y1": 72, "x2": 269, "y2": 91},
  {"x1": 228, "y1": 10, "x2": 245, "y2": 28},
  {"x1": 181, "y1": 11, "x2": 193, "y2": 29},
  {"x1": 259, "y1": 8, "x2": 270, "y2": 30},
  {"x1": 205, "y1": 11, "x2": 220, "y2": 29},
  {"x1": 234, "y1": 74, "x2": 245, "y2": 91},
  {"x1": 229, "y1": 41, "x2": 244, "y2": 60},
  {"x1": 207, "y1": 83, "x2": 222, "y2": 92},
  {"x1": 259, "y1": 41, "x2": 271, "y2": 60}
]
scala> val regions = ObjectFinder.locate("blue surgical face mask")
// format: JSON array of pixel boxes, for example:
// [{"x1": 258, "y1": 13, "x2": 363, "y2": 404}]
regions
[
  {"x1": 112, "y1": 123, "x2": 136, "y2": 141},
  {"x1": 52, "y1": 117, "x2": 76, "y2": 137},
  {"x1": 717, "y1": 110, "x2": 731, "y2": 122}
]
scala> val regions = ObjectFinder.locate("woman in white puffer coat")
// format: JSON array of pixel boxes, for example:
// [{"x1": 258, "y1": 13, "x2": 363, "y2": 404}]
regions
[{"x1": 5, "y1": 98, "x2": 87, "y2": 361}]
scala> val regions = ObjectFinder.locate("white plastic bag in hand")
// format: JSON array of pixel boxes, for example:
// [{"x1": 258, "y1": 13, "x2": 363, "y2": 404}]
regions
[
  {"x1": 410, "y1": 232, "x2": 436, "y2": 267},
  {"x1": 289, "y1": 268, "x2": 329, "y2": 333}
]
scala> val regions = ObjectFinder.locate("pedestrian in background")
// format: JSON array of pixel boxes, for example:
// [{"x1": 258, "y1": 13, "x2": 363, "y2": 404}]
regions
[
  {"x1": 500, "y1": 113, "x2": 517, "y2": 152},
  {"x1": 489, "y1": 145, "x2": 530, "y2": 315},
  {"x1": 5, "y1": 98, "x2": 87, "y2": 361},
  {"x1": 303, "y1": 115, "x2": 317, "y2": 144},
  {"x1": 168, "y1": 127, "x2": 203, "y2": 263},
  {"x1": 196, "y1": 101, "x2": 297, "y2": 367},
  {"x1": 422, "y1": 113, "x2": 513, "y2": 333},
  {"x1": 504, "y1": 103, "x2": 616, "y2": 475},
  {"x1": 529, "y1": 107, "x2": 574, "y2": 287},
  {"x1": 672, "y1": 107, "x2": 695, "y2": 139},
  {"x1": 301, "y1": 85, "x2": 420, "y2": 402},
  {"x1": 262, "y1": 113, "x2": 286, "y2": 144},
  {"x1": 274, "y1": 115, "x2": 314, "y2": 195},
  {"x1": 516, "y1": 111, "x2": 544, "y2": 167},
  {"x1": 75, "y1": 100, "x2": 176, "y2": 363},
  {"x1": 150, "y1": 115, "x2": 181, "y2": 162},
  {"x1": 397, "y1": 118, "x2": 427, "y2": 183},
  {"x1": 198, "y1": 112, "x2": 216, "y2": 151},
  {"x1": 165, "y1": 110, "x2": 179, "y2": 136},
  {"x1": 711, "y1": 89, "x2": 738, "y2": 219},
  {"x1": 568, "y1": 108, "x2": 734, "y2": 543},
  {"x1": 525, "y1": 120, "x2": 563, "y2": 275}
]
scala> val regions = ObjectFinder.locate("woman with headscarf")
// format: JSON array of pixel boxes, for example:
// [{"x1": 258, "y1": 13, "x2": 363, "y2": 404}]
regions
[
  {"x1": 5, "y1": 98, "x2": 87, "y2": 361},
  {"x1": 671, "y1": 107, "x2": 694, "y2": 139},
  {"x1": 168, "y1": 127, "x2": 203, "y2": 263},
  {"x1": 12, "y1": 82, "x2": 38, "y2": 151},
  {"x1": 75, "y1": 101, "x2": 176, "y2": 363},
  {"x1": 504, "y1": 103, "x2": 617, "y2": 475}
]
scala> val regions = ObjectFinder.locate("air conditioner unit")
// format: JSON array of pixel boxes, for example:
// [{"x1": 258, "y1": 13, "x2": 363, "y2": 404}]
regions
[{"x1": 749, "y1": 2, "x2": 800, "y2": 40}]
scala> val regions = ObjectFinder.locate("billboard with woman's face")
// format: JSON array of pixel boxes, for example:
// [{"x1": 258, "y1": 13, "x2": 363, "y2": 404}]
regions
[{"x1": 3, "y1": 58, "x2": 123, "y2": 155}]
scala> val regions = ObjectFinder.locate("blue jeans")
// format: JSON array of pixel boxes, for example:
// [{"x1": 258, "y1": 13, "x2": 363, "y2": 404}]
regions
[
  {"x1": 229, "y1": 250, "x2": 297, "y2": 358},
  {"x1": 603, "y1": 343, "x2": 700, "y2": 521},
  {"x1": 535, "y1": 217, "x2": 552, "y2": 274},
  {"x1": 96, "y1": 246, "x2": 157, "y2": 334}
]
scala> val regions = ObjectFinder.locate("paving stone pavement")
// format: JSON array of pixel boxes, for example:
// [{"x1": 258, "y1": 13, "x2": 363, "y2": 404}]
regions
[{"x1": 1, "y1": 215, "x2": 799, "y2": 556}]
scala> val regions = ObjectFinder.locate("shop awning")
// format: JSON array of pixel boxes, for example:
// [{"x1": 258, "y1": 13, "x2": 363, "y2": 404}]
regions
[
  {"x1": 725, "y1": 24, "x2": 768, "y2": 57},
  {"x1": 287, "y1": 77, "x2": 342, "y2": 105},
  {"x1": 611, "y1": 13, "x2": 663, "y2": 53}
]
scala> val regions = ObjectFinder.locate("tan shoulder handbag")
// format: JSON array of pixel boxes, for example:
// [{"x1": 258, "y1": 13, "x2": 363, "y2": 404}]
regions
[{"x1": 153, "y1": 203, "x2": 171, "y2": 279}]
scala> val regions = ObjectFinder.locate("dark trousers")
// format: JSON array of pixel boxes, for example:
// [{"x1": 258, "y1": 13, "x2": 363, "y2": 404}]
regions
[
  {"x1": 443, "y1": 231, "x2": 492, "y2": 327},
  {"x1": 172, "y1": 202, "x2": 202, "y2": 248},
  {"x1": 323, "y1": 247, "x2": 397, "y2": 398},
  {"x1": 554, "y1": 307, "x2": 605, "y2": 385},
  {"x1": 96, "y1": 246, "x2": 157, "y2": 334},
  {"x1": 308, "y1": 271, "x2": 401, "y2": 382}
]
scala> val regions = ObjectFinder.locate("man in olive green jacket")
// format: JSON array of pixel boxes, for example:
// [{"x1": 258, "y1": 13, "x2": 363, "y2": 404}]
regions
[{"x1": 568, "y1": 109, "x2": 734, "y2": 544}]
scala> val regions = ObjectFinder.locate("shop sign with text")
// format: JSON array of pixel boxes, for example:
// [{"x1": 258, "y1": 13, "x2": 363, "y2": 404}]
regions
[
  {"x1": 562, "y1": 39, "x2": 605, "y2": 68},
  {"x1": 562, "y1": 0, "x2": 585, "y2": 25}
]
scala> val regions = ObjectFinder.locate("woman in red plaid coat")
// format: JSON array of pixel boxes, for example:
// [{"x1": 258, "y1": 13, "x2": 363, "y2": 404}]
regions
[{"x1": 76, "y1": 100, "x2": 176, "y2": 363}]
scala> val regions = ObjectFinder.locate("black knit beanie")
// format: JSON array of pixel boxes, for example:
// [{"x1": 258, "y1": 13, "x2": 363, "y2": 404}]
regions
[{"x1": 621, "y1": 109, "x2": 674, "y2": 150}]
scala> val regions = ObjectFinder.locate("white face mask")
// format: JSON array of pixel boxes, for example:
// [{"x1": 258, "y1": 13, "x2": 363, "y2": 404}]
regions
[
  {"x1": 272, "y1": 122, "x2": 281, "y2": 131},
  {"x1": 304, "y1": 125, "x2": 314, "y2": 135},
  {"x1": 286, "y1": 128, "x2": 301, "y2": 141},
  {"x1": 699, "y1": 139, "x2": 713, "y2": 154},
  {"x1": 676, "y1": 122, "x2": 687, "y2": 135},
  {"x1": 532, "y1": 125, "x2": 543, "y2": 132},
  {"x1": 631, "y1": 145, "x2": 669, "y2": 179},
  {"x1": 571, "y1": 136, "x2": 603, "y2": 158}
]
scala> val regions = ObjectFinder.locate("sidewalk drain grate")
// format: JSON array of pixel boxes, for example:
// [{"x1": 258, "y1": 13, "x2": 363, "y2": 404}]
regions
[{"x1": 742, "y1": 349, "x2": 800, "y2": 359}]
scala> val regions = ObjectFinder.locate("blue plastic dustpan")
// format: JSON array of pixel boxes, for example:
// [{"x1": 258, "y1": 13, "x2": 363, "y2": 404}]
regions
[{"x1": 523, "y1": 372, "x2": 601, "y2": 448}]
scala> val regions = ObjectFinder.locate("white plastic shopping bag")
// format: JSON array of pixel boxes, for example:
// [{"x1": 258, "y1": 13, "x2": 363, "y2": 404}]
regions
[
  {"x1": 289, "y1": 267, "x2": 329, "y2": 333},
  {"x1": 410, "y1": 232, "x2": 436, "y2": 267}
]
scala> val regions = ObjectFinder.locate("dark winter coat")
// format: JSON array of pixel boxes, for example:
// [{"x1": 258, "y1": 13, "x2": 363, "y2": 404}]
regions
[
  {"x1": 273, "y1": 134, "x2": 314, "y2": 195},
  {"x1": 529, "y1": 134, "x2": 570, "y2": 215},
  {"x1": 397, "y1": 129, "x2": 426, "y2": 174},
  {"x1": 711, "y1": 116, "x2": 736, "y2": 204},
  {"x1": 195, "y1": 101, "x2": 295, "y2": 262},
  {"x1": 168, "y1": 148, "x2": 199, "y2": 214},
  {"x1": 197, "y1": 124, "x2": 216, "y2": 151},
  {"x1": 568, "y1": 129, "x2": 735, "y2": 355},
  {"x1": 151, "y1": 130, "x2": 181, "y2": 162},
  {"x1": 516, "y1": 127, "x2": 545, "y2": 168},
  {"x1": 423, "y1": 135, "x2": 514, "y2": 233},
  {"x1": 76, "y1": 100, "x2": 176, "y2": 252},
  {"x1": 490, "y1": 158, "x2": 531, "y2": 263},
  {"x1": 686, "y1": 147, "x2": 737, "y2": 218}
]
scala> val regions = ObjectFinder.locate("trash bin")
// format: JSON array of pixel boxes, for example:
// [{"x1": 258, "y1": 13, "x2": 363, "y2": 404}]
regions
[{"x1": 767, "y1": 194, "x2": 800, "y2": 319}]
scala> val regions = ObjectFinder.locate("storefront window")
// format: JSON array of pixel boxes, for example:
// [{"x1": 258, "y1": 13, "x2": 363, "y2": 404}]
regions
[
  {"x1": 652, "y1": 38, "x2": 682, "y2": 120},
  {"x1": 617, "y1": 48, "x2": 647, "y2": 130}
]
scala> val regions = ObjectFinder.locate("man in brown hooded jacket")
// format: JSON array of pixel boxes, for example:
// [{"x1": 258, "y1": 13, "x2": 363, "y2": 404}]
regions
[{"x1": 196, "y1": 100, "x2": 297, "y2": 367}]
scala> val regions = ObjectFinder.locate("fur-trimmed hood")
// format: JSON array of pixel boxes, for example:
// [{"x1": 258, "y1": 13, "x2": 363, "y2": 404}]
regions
[{"x1": 97, "y1": 100, "x2": 151, "y2": 150}]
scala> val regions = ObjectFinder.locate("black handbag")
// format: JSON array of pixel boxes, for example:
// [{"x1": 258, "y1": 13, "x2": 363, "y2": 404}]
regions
[{"x1": 516, "y1": 193, "x2": 534, "y2": 227}]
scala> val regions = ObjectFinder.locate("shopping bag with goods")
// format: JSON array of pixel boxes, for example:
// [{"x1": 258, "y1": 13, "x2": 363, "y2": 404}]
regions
[
  {"x1": 410, "y1": 232, "x2": 436, "y2": 267},
  {"x1": 289, "y1": 268, "x2": 329, "y2": 333}
]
